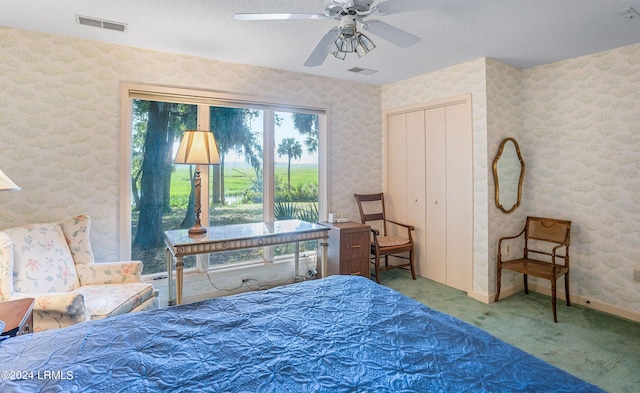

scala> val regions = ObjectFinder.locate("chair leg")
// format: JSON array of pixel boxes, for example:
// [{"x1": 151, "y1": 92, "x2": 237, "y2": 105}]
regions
[
  {"x1": 409, "y1": 248, "x2": 416, "y2": 280},
  {"x1": 565, "y1": 272, "x2": 571, "y2": 307},
  {"x1": 495, "y1": 265, "x2": 502, "y2": 302},
  {"x1": 374, "y1": 253, "x2": 381, "y2": 284},
  {"x1": 552, "y1": 279, "x2": 558, "y2": 323},
  {"x1": 523, "y1": 274, "x2": 529, "y2": 294}
]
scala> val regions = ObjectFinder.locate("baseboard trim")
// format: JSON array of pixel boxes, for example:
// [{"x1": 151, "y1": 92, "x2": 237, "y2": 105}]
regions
[
  {"x1": 469, "y1": 283, "x2": 525, "y2": 304},
  {"x1": 527, "y1": 283, "x2": 640, "y2": 323},
  {"x1": 483, "y1": 283, "x2": 640, "y2": 323}
]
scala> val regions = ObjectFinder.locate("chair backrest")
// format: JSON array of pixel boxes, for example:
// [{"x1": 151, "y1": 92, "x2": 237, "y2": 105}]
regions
[
  {"x1": 354, "y1": 193, "x2": 388, "y2": 236},
  {"x1": 60, "y1": 215, "x2": 95, "y2": 266},
  {"x1": 524, "y1": 216, "x2": 571, "y2": 259},
  {"x1": 2, "y1": 222, "x2": 81, "y2": 296},
  {"x1": 525, "y1": 216, "x2": 571, "y2": 244},
  {"x1": 0, "y1": 215, "x2": 95, "y2": 299}
]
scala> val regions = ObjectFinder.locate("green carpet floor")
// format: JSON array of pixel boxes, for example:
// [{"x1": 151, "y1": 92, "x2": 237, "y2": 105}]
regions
[{"x1": 381, "y1": 269, "x2": 640, "y2": 393}]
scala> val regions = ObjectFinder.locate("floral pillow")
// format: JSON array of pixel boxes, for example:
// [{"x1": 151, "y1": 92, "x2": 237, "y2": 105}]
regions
[{"x1": 4, "y1": 223, "x2": 80, "y2": 294}]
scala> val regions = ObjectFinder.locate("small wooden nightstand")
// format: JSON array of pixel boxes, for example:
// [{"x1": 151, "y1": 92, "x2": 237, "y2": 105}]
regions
[
  {"x1": 0, "y1": 298, "x2": 35, "y2": 338},
  {"x1": 320, "y1": 221, "x2": 371, "y2": 278}
]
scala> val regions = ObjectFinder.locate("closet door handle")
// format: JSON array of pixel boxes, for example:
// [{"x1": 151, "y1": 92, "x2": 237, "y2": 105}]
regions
[{"x1": 434, "y1": 200, "x2": 438, "y2": 204}]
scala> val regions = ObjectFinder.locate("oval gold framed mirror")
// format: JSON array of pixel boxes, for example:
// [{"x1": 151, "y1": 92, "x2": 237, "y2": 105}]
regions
[{"x1": 493, "y1": 137, "x2": 525, "y2": 213}]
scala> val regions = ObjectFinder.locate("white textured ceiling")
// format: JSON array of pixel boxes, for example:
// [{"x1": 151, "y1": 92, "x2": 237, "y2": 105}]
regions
[{"x1": 2, "y1": 0, "x2": 640, "y2": 86}]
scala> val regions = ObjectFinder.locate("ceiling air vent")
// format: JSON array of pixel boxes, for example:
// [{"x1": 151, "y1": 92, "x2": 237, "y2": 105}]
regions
[
  {"x1": 347, "y1": 67, "x2": 377, "y2": 75},
  {"x1": 616, "y1": 7, "x2": 640, "y2": 20},
  {"x1": 76, "y1": 15, "x2": 127, "y2": 32}
]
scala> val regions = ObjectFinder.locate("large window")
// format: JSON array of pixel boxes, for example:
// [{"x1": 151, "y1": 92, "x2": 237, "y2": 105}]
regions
[{"x1": 120, "y1": 85, "x2": 328, "y2": 276}]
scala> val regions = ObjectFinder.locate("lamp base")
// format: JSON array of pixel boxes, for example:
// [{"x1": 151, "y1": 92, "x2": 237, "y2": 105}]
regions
[
  {"x1": 188, "y1": 224, "x2": 207, "y2": 236},
  {"x1": 188, "y1": 169, "x2": 207, "y2": 238}
]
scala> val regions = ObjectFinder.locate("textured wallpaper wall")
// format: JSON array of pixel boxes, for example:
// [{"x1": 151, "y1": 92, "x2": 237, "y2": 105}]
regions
[
  {"x1": 0, "y1": 27, "x2": 382, "y2": 262},
  {"x1": 485, "y1": 59, "x2": 526, "y2": 295},
  {"x1": 522, "y1": 43, "x2": 640, "y2": 315}
]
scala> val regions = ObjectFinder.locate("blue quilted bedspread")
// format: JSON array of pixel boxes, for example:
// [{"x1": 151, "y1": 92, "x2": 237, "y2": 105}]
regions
[{"x1": 0, "y1": 275, "x2": 604, "y2": 392}]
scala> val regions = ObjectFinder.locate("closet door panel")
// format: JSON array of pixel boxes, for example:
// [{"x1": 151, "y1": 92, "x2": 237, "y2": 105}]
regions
[
  {"x1": 445, "y1": 103, "x2": 473, "y2": 291},
  {"x1": 405, "y1": 110, "x2": 426, "y2": 275},
  {"x1": 386, "y1": 114, "x2": 408, "y2": 236},
  {"x1": 385, "y1": 94, "x2": 472, "y2": 291},
  {"x1": 424, "y1": 107, "x2": 447, "y2": 284}
]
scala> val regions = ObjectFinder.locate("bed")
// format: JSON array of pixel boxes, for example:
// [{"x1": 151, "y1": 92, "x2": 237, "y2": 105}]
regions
[{"x1": 0, "y1": 275, "x2": 604, "y2": 392}]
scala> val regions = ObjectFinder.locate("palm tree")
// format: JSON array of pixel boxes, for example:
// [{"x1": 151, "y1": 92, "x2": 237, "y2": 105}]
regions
[{"x1": 277, "y1": 138, "x2": 302, "y2": 192}]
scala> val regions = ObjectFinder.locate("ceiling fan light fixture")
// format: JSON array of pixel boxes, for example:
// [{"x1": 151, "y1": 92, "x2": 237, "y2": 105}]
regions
[
  {"x1": 329, "y1": 41, "x2": 348, "y2": 60},
  {"x1": 327, "y1": 26, "x2": 375, "y2": 60},
  {"x1": 355, "y1": 32, "x2": 375, "y2": 57}
]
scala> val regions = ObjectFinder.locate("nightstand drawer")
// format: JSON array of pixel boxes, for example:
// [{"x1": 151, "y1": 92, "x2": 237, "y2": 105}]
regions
[
  {"x1": 342, "y1": 232, "x2": 370, "y2": 260},
  {"x1": 320, "y1": 221, "x2": 371, "y2": 279},
  {"x1": 340, "y1": 258, "x2": 368, "y2": 276}
]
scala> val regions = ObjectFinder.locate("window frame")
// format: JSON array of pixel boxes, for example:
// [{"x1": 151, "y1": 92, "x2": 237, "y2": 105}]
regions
[{"x1": 119, "y1": 83, "x2": 330, "y2": 274}]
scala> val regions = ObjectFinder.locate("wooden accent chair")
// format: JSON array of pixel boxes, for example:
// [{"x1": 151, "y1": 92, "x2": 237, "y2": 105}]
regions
[
  {"x1": 495, "y1": 216, "x2": 572, "y2": 322},
  {"x1": 354, "y1": 193, "x2": 416, "y2": 283}
]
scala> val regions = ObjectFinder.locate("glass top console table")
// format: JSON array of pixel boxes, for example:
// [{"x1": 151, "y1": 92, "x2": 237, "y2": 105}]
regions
[{"x1": 164, "y1": 219, "x2": 330, "y2": 305}]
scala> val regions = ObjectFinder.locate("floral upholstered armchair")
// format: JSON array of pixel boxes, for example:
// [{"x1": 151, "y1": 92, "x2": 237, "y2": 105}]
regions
[{"x1": 0, "y1": 215, "x2": 158, "y2": 332}]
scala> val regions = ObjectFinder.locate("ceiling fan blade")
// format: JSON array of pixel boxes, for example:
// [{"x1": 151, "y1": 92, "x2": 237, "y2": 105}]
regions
[
  {"x1": 234, "y1": 13, "x2": 326, "y2": 21},
  {"x1": 361, "y1": 20, "x2": 419, "y2": 48},
  {"x1": 304, "y1": 27, "x2": 340, "y2": 67},
  {"x1": 375, "y1": 0, "x2": 466, "y2": 15}
]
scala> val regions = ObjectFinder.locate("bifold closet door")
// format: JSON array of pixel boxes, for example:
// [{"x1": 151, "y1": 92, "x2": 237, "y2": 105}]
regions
[
  {"x1": 443, "y1": 102, "x2": 472, "y2": 292},
  {"x1": 386, "y1": 111, "x2": 426, "y2": 275},
  {"x1": 424, "y1": 107, "x2": 447, "y2": 285},
  {"x1": 405, "y1": 111, "x2": 426, "y2": 276},
  {"x1": 386, "y1": 97, "x2": 471, "y2": 292},
  {"x1": 386, "y1": 114, "x2": 408, "y2": 230}
]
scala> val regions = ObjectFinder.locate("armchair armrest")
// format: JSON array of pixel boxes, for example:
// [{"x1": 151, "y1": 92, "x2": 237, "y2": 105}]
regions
[
  {"x1": 550, "y1": 242, "x2": 570, "y2": 266},
  {"x1": 385, "y1": 219, "x2": 415, "y2": 243},
  {"x1": 10, "y1": 292, "x2": 90, "y2": 331},
  {"x1": 77, "y1": 261, "x2": 144, "y2": 285},
  {"x1": 385, "y1": 219, "x2": 415, "y2": 231},
  {"x1": 497, "y1": 228, "x2": 525, "y2": 250}
]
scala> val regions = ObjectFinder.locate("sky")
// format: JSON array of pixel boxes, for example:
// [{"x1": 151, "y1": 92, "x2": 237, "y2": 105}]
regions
[{"x1": 225, "y1": 111, "x2": 319, "y2": 165}]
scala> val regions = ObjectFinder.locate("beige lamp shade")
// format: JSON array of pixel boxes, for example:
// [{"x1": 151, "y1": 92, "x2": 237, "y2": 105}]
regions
[
  {"x1": 174, "y1": 130, "x2": 221, "y2": 165},
  {"x1": 0, "y1": 169, "x2": 20, "y2": 191}
]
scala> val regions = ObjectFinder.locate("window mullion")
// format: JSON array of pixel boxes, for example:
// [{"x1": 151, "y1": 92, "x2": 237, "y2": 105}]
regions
[
  {"x1": 263, "y1": 110, "x2": 275, "y2": 262},
  {"x1": 263, "y1": 110, "x2": 275, "y2": 222}
]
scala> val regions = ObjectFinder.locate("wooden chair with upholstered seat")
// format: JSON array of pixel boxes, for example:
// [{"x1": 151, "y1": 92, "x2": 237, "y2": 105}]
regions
[
  {"x1": 354, "y1": 193, "x2": 416, "y2": 283},
  {"x1": 495, "y1": 216, "x2": 572, "y2": 322}
]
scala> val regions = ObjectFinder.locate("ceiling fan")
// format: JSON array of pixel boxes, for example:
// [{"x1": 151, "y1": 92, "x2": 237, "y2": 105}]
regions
[{"x1": 234, "y1": 0, "x2": 459, "y2": 67}]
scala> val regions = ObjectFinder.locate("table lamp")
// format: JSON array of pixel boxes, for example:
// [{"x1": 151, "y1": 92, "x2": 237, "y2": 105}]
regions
[
  {"x1": 174, "y1": 130, "x2": 220, "y2": 236},
  {"x1": 0, "y1": 170, "x2": 20, "y2": 192}
]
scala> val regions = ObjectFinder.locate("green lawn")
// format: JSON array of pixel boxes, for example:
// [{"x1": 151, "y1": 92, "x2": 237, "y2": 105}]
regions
[{"x1": 172, "y1": 163, "x2": 318, "y2": 203}]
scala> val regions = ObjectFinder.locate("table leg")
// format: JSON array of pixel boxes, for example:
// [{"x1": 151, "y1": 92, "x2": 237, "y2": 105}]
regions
[
  {"x1": 294, "y1": 242, "x2": 300, "y2": 282},
  {"x1": 166, "y1": 248, "x2": 174, "y2": 306},
  {"x1": 176, "y1": 256, "x2": 184, "y2": 305},
  {"x1": 321, "y1": 239, "x2": 328, "y2": 278}
]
